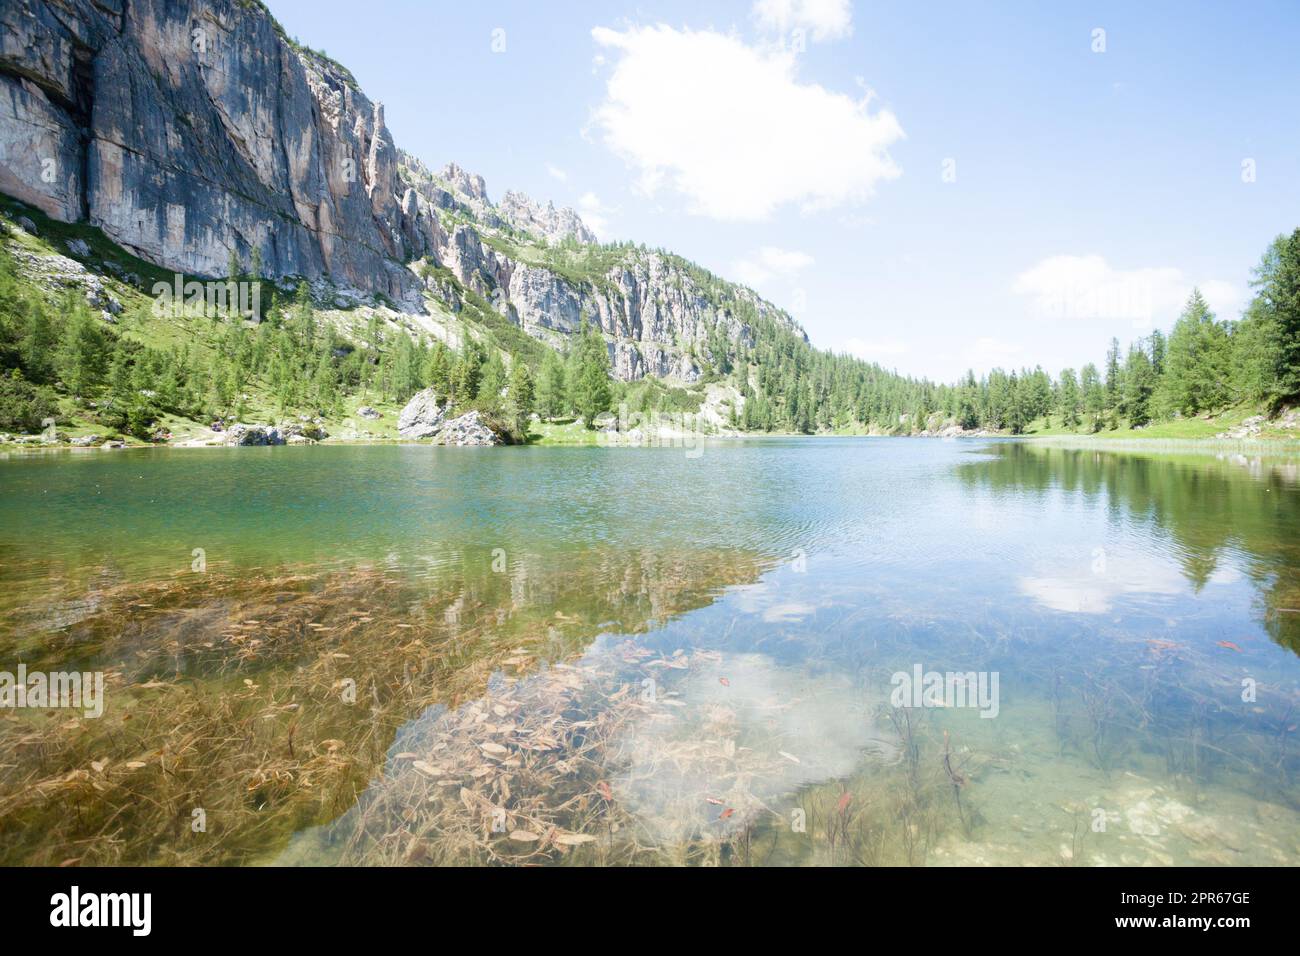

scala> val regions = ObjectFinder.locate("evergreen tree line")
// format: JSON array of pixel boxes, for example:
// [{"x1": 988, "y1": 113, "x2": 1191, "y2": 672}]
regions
[
  {"x1": 0, "y1": 244, "x2": 612, "y2": 440},
  {"x1": 2, "y1": 226, "x2": 1296, "y2": 440},
  {"x1": 726, "y1": 228, "x2": 1300, "y2": 435},
  {"x1": 943, "y1": 229, "x2": 1300, "y2": 434}
]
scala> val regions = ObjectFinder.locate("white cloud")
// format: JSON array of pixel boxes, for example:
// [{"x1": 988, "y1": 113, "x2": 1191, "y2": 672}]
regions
[
  {"x1": 1198, "y1": 279, "x2": 1243, "y2": 317},
  {"x1": 577, "y1": 191, "x2": 614, "y2": 237},
  {"x1": 590, "y1": 24, "x2": 903, "y2": 221},
  {"x1": 732, "y1": 245, "x2": 814, "y2": 286},
  {"x1": 753, "y1": 0, "x2": 853, "y2": 42},
  {"x1": 1012, "y1": 255, "x2": 1243, "y2": 327},
  {"x1": 545, "y1": 164, "x2": 568, "y2": 182},
  {"x1": 1019, "y1": 552, "x2": 1184, "y2": 614}
]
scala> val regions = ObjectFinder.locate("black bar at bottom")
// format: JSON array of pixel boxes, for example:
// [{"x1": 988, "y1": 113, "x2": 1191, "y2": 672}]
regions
[{"x1": 0, "y1": 865, "x2": 1281, "y2": 942}]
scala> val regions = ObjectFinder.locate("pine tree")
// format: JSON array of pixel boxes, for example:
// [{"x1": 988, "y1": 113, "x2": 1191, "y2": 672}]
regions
[
  {"x1": 956, "y1": 371, "x2": 980, "y2": 429},
  {"x1": 451, "y1": 341, "x2": 482, "y2": 404},
  {"x1": 505, "y1": 359, "x2": 535, "y2": 434},
  {"x1": 56, "y1": 299, "x2": 108, "y2": 398},
  {"x1": 1233, "y1": 296, "x2": 1277, "y2": 403},
  {"x1": 1080, "y1": 363, "x2": 1105, "y2": 431},
  {"x1": 573, "y1": 324, "x2": 612, "y2": 427},
  {"x1": 1120, "y1": 341, "x2": 1156, "y2": 427},
  {"x1": 1246, "y1": 228, "x2": 1300, "y2": 405},
  {"x1": 1104, "y1": 337, "x2": 1122, "y2": 412},
  {"x1": 1005, "y1": 372, "x2": 1027, "y2": 434},
  {"x1": 1057, "y1": 368, "x2": 1081, "y2": 427},
  {"x1": 1160, "y1": 289, "x2": 1231, "y2": 416},
  {"x1": 312, "y1": 352, "x2": 338, "y2": 413},
  {"x1": 108, "y1": 347, "x2": 133, "y2": 404},
  {"x1": 425, "y1": 341, "x2": 452, "y2": 399},
  {"x1": 479, "y1": 350, "x2": 507, "y2": 410},
  {"x1": 19, "y1": 304, "x2": 57, "y2": 384},
  {"x1": 1025, "y1": 366, "x2": 1053, "y2": 422},
  {"x1": 536, "y1": 349, "x2": 567, "y2": 418}
]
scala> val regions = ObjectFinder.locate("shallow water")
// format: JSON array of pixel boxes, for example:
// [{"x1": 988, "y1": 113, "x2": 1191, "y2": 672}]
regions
[{"x1": 0, "y1": 439, "x2": 1297, "y2": 865}]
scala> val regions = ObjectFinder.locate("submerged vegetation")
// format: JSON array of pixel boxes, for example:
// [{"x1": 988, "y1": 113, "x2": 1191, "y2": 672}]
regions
[
  {"x1": 0, "y1": 549, "x2": 770, "y2": 865},
  {"x1": 3, "y1": 546, "x2": 1295, "y2": 867},
  {"x1": 1, "y1": 437, "x2": 1299, "y2": 865}
]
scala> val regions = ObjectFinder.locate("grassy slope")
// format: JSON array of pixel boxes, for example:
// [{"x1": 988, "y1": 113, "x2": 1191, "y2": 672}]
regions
[
  {"x1": 531, "y1": 419, "x2": 602, "y2": 445},
  {"x1": 1022, "y1": 404, "x2": 1300, "y2": 452},
  {"x1": 0, "y1": 198, "x2": 531, "y2": 444},
  {"x1": 7, "y1": 194, "x2": 1299, "y2": 449},
  {"x1": 4, "y1": 192, "x2": 752, "y2": 446}
]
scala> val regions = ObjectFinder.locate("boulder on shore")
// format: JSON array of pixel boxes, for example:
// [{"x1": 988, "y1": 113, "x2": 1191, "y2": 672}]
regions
[
  {"x1": 396, "y1": 389, "x2": 502, "y2": 445},
  {"x1": 434, "y1": 410, "x2": 501, "y2": 446},
  {"x1": 280, "y1": 422, "x2": 328, "y2": 442},
  {"x1": 397, "y1": 388, "x2": 447, "y2": 439},
  {"x1": 224, "y1": 424, "x2": 284, "y2": 446}
]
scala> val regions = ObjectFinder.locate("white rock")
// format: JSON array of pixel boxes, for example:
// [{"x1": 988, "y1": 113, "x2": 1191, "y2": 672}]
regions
[{"x1": 397, "y1": 388, "x2": 447, "y2": 438}]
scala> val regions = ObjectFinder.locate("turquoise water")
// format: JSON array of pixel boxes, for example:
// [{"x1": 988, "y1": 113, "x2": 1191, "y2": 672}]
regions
[{"x1": 0, "y1": 439, "x2": 1297, "y2": 865}]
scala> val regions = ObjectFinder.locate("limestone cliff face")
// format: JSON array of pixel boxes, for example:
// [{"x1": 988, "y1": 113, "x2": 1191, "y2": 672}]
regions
[
  {"x1": 398, "y1": 157, "x2": 807, "y2": 382},
  {"x1": 0, "y1": 0, "x2": 436, "y2": 308},
  {"x1": 0, "y1": 0, "x2": 809, "y2": 383}
]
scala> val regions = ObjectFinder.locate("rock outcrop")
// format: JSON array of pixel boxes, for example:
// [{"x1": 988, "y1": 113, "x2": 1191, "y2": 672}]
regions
[
  {"x1": 0, "y1": 0, "x2": 438, "y2": 308},
  {"x1": 396, "y1": 390, "x2": 501, "y2": 445},
  {"x1": 396, "y1": 154, "x2": 807, "y2": 383},
  {"x1": 434, "y1": 410, "x2": 500, "y2": 446},
  {"x1": 396, "y1": 387, "x2": 446, "y2": 439},
  {"x1": 6, "y1": 243, "x2": 123, "y2": 321},
  {"x1": 279, "y1": 421, "x2": 328, "y2": 442},
  {"x1": 402, "y1": 181, "x2": 803, "y2": 381},
  {"x1": 224, "y1": 423, "x2": 283, "y2": 446},
  {"x1": 498, "y1": 191, "x2": 597, "y2": 245}
]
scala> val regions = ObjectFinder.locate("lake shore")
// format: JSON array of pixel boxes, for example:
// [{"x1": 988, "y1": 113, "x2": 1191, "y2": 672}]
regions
[
  {"x1": 6, "y1": 397, "x2": 1300, "y2": 453},
  {"x1": 1025, "y1": 434, "x2": 1300, "y2": 456},
  {"x1": 7, "y1": 428, "x2": 1300, "y2": 453}
]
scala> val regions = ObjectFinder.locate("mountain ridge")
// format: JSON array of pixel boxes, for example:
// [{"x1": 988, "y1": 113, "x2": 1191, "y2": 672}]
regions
[{"x1": 0, "y1": 0, "x2": 811, "y2": 384}]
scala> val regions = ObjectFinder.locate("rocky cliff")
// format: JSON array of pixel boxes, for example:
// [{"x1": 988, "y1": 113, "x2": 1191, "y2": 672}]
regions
[
  {"x1": 0, "y1": 0, "x2": 808, "y2": 382},
  {"x1": 398, "y1": 154, "x2": 807, "y2": 381},
  {"x1": 1, "y1": 0, "x2": 437, "y2": 308}
]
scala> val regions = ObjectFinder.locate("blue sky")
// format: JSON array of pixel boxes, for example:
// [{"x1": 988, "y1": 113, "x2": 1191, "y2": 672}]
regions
[{"x1": 269, "y1": 0, "x2": 1300, "y2": 382}]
